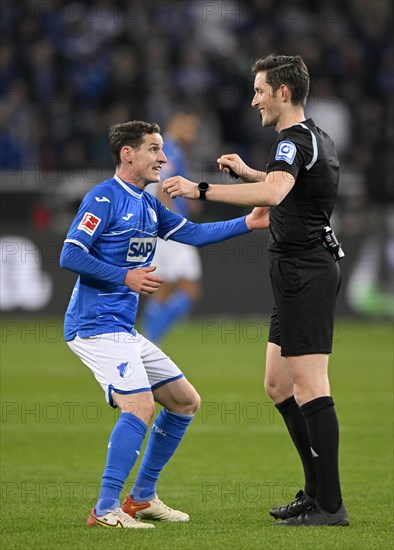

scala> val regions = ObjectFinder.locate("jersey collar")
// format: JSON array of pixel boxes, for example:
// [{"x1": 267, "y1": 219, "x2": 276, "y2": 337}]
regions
[{"x1": 114, "y1": 174, "x2": 143, "y2": 199}]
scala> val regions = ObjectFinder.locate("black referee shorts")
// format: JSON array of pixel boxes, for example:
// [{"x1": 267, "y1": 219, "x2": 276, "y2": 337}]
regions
[{"x1": 268, "y1": 247, "x2": 341, "y2": 356}]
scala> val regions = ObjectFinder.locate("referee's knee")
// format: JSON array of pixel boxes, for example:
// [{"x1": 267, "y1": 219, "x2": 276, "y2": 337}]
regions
[
  {"x1": 264, "y1": 380, "x2": 279, "y2": 401},
  {"x1": 264, "y1": 379, "x2": 293, "y2": 403}
]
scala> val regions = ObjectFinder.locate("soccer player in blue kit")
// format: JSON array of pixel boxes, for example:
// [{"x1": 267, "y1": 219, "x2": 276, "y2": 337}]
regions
[{"x1": 60, "y1": 120, "x2": 269, "y2": 528}]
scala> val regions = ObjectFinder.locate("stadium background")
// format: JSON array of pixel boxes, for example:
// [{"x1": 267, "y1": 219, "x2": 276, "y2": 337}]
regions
[{"x1": 1, "y1": 0, "x2": 393, "y2": 320}]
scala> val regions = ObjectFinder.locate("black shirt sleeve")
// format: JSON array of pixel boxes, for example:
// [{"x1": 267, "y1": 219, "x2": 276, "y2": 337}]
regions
[{"x1": 266, "y1": 125, "x2": 314, "y2": 179}]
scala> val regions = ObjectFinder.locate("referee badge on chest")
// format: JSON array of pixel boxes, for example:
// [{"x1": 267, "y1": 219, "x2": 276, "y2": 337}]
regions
[{"x1": 275, "y1": 141, "x2": 297, "y2": 164}]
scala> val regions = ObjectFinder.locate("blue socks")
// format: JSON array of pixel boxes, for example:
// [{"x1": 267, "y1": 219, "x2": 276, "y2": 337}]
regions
[
  {"x1": 131, "y1": 409, "x2": 193, "y2": 502},
  {"x1": 142, "y1": 291, "x2": 193, "y2": 342},
  {"x1": 95, "y1": 409, "x2": 193, "y2": 514},
  {"x1": 95, "y1": 412, "x2": 147, "y2": 516}
]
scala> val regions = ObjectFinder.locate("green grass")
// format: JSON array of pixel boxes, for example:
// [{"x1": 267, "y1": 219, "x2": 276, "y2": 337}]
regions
[{"x1": 1, "y1": 318, "x2": 393, "y2": 549}]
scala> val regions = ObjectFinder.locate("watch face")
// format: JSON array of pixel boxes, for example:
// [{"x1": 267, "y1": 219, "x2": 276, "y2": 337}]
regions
[{"x1": 198, "y1": 181, "x2": 209, "y2": 200}]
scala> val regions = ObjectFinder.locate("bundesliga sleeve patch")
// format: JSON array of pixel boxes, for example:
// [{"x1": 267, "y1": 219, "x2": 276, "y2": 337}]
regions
[
  {"x1": 77, "y1": 212, "x2": 101, "y2": 236},
  {"x1": 275, "y1": 141, "x2": 297, "y2": 164}
]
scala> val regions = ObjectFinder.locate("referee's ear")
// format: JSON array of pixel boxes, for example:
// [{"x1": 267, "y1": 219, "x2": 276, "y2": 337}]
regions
[{"x1": 279, "y1": 84, "x2": 291, "y2": 102}]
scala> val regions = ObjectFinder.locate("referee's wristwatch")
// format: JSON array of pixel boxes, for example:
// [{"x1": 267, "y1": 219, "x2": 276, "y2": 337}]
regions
[{"x1": 198, "y1": 181, "x2": 209, "y2": 200}]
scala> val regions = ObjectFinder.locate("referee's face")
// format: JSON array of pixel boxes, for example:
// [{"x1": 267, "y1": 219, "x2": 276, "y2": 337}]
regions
[{"x1": 251, "y1": 71, "x2": 280, "y2": 128}]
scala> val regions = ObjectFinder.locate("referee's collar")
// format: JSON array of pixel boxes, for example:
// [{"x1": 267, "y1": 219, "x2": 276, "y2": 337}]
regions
[{"x1": 297, "y1": 118, "x2": 315, "y2": 128}]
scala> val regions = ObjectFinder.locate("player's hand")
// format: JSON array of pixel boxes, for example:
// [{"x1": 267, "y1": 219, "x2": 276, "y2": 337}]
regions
[
  {"x1": 162, "y1": 176, "x2": 199, "y2": 200},
  {"x1": 124, "y1": 266, "x2": 164, "y2": 295},
  {"x1": 245, "y1": 207, "x2": 270, "y2": 230},
  {"x1": 217, "y1": 154, "x2": 251, "y2": 181}
]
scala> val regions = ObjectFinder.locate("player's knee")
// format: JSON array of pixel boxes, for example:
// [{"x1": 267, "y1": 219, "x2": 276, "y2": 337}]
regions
[
  {"x1": 175, "y1": 390, "x2": 201, "y2": 416},
  {"x1": 143, "y1": 401, "x2": 156, "y2": 423},
  {"x1": 183, "y1": 391, "x2": 201, "y2": 415},
  {"x1": 116, "y1": 392, "x2": 156, "y2": 425},
  {"x1": 191, "y1": 391, "x2": 201, "y2": 414}
]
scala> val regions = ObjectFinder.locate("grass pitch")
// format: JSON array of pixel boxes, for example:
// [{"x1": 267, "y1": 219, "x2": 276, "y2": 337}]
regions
[{"x1": 1, "y1": 318, "x2": 393, "y2": 549}]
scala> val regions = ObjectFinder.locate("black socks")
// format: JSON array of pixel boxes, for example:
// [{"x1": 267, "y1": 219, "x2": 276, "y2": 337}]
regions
[
  {"x1": 276, "y1": 395, "x2": 342, "y2": 514},
  {"x1": 275, "y1": 396, "x2": 317, "y2": 498},
  {"x1": 301, "y1": 396, "x2": 342, "y2": 514}
]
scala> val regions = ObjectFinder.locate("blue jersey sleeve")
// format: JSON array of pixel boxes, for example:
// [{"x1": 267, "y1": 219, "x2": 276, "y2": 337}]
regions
[
  {"x1": 155, "y1": 199, "x2": 188, "y2": 239},
  {"x1": 169, "y1": 217, "x2": 250, "y2": 247},
  {"x1": 154, "y1": 198, "x2": 250, "y2": 246},
  {"x1": 60, "y1": 242, "x2": 127, "y2": 285},
  {"x1": 64, "y1": 186, "x2": 114, "y2": 251},
  {"x1": 61, "y1": 183, "x2": 128, "y2": 284}
]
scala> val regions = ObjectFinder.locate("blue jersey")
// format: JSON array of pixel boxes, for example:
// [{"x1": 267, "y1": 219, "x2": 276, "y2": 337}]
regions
[{"x1": 61, "y1": 175, "x2": 249, "y2": 340}]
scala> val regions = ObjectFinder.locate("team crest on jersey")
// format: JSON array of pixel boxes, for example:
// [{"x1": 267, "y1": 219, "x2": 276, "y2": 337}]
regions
[
  {"x1": 78, "y1": 212, "x2": 101, "y2": 235},
  {"x1": 275, "y1": 141, "x2": 297, "y2": 164},
  {"x1": 126, "y1": 237, "x2": 156, "y2": 262},
  {"x1": 148, "y1": 207, "x2": 157, "y2": 223}
]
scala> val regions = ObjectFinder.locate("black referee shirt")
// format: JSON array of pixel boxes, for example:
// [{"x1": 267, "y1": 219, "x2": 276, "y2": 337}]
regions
[{"x1": 266, "y1": 118, "x2": 339, "y2": 253}]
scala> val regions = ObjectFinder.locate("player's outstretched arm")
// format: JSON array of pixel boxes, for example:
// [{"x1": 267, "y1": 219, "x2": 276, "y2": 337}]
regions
[{"x1": 167, "y1": 206, "x2": 269, "y2": 249}]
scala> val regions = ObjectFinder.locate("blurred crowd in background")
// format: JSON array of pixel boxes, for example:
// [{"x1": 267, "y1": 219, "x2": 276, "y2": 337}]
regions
[
  {"x1": 1, "y1": 0, "x2": 393, "y2": 317},
  {"x1": 1, "y1": 1, "x2": 392, "y2": 182}
]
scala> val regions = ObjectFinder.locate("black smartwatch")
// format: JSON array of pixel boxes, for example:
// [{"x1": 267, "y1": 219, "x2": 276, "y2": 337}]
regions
[{"x1": 198, "y1": 181, "x2": 209, "y2": 200}]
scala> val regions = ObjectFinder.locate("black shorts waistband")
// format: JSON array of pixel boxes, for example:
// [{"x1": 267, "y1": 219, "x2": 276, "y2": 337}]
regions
[{"x1": 268, "y1": 244, "x2": 326, "y2": 259}]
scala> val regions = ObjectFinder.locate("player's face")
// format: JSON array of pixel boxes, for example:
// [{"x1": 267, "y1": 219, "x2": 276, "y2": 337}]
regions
[
  {"x1": 123, "y1": 133, "x2": 167, "y2": 187},
  {"x1": 251, "y1": 71, "x2": 281, "y2": 128}
]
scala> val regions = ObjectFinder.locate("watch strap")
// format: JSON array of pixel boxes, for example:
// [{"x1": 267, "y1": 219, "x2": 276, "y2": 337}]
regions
[{"x1": 198, "y1": 181, "x2": 209, "y2": 200}]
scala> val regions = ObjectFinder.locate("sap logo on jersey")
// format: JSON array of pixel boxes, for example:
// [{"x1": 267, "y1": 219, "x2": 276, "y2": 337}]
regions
[{"x1": 127, "y1": 237, "x2": 156, "y2": 262}]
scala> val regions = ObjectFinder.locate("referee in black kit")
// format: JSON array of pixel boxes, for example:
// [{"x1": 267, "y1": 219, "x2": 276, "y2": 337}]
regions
[{"x1": 163, "y1": 54, "x2": 349, "y2": 526}]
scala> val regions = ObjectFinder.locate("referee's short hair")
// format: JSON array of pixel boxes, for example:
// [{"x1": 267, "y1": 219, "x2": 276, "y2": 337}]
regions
[
  {"x1": 109, "y1": 121, "x2": 161, "y2": 165},
  {"x1": 252, "y1": 54, "x2": 310, "y2": 107}
]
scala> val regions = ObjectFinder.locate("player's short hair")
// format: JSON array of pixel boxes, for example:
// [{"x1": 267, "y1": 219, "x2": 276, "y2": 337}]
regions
[
  {"x1": 252, "y1": 54, "x2": 310, "y2": 106},
  {"x1": 109, "y1": 121, "x2": 161, "y2": 165}
]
